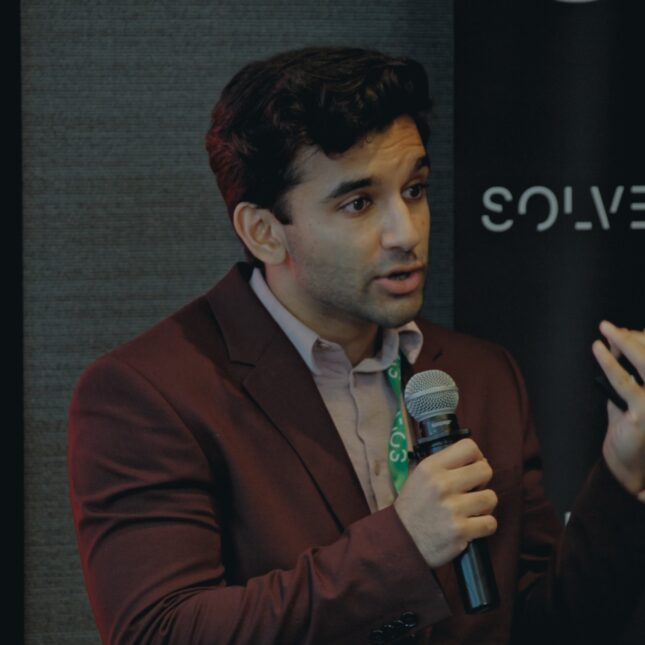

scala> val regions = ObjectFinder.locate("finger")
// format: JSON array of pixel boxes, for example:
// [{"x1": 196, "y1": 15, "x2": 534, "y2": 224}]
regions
[
  {"x1": 599, "y1": 321, "x2": 645, "y2": 379},
  {"x1": 444, "y1": 459, "x2": 493, "y2": 493},
  {"x1": 453, "y1": 488, "x2": 498, "y2": 517},
  {"x1": 462, "y1": 514, "x2": 498, "y2": 541},
  {"x1": 427, "y1": 438, "x2": 484, "y2": 470},
  {"x1": 592, "y1": 339, "x2": 643, "y2": 408},
  {"x1": 638, "y1": 490, "x2": 645, "y2": 504}
]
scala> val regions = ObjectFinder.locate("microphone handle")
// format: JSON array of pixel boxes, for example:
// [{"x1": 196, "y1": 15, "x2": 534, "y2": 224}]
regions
[
  {"x1": 455, "y1": 537, "x2": 499, "y2": 614},
  {"x1": 413, "y1": 419, "x2": 500, "y2": 614}
]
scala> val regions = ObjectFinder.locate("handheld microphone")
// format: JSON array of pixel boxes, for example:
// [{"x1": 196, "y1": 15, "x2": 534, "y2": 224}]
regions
[{"x1": 404, "y1": 370, "x2": 500, "y2": 614}]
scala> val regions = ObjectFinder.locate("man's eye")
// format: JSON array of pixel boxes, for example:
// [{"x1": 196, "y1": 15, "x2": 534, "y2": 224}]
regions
[
  {"x1": 342, "y1": 196, "x2": 371, "y2": 213},
  {"x1": 404, "y1": 182, "x2": 428, "y2": 200}
]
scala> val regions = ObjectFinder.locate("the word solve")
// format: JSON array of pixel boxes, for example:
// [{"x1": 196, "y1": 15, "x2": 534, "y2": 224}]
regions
[{"x1": 481, "y1": 185, "x2": 645, "y2": 232}]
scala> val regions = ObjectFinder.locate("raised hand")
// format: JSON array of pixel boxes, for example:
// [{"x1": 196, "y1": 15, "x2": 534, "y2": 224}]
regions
[{"x1": 592, "y1": 321, "x2": 645, "y2": 502}]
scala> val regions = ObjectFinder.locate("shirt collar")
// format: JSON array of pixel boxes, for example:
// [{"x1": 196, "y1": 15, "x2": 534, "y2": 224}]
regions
[{"x1": 249, "y1": 268, "x2": 423, "y2": 375}]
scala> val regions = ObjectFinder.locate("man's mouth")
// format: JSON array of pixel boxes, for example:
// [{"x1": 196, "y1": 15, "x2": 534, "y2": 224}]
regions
[{"x1": 374, "y1": 266, "x2": 425, "y2": 295}]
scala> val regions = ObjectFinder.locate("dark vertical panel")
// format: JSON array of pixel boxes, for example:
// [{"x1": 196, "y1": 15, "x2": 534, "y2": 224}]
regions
[
  {"x1": 13, "y1": 0, "x2": 24, "y2": 643},
  {"x1": 456, "y1": 0, "x2": 644, "y2": 613},
  {"x1": 22, "y1": 1, "x2": 454, "y2": 641}
]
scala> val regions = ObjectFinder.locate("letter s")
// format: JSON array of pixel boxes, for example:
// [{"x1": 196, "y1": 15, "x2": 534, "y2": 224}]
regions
[{"x1": 482, "y1": 187, "x2": 513, "y2": 232}]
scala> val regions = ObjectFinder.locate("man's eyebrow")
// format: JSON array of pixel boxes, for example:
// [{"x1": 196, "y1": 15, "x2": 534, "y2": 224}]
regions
[
  {"x1": 322, "y1": 177, "x2": 374, "y2": 203},
  {"x1": 322, "y1": 155, "x2": 431, "y2": 204}
]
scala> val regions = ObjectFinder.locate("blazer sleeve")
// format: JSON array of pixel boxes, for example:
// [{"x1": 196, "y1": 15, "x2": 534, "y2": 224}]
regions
[
  {"x1": 68, "y1": 355, "x2": 451, "y2": 644},
  {"x1": 501, "y1": 349, "x2": 645, "y2": 644}
]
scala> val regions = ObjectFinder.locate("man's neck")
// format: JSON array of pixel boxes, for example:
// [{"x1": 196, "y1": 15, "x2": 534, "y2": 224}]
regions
[{"x1": 264, "y1": 266, "x2": 379, "y2": 367}]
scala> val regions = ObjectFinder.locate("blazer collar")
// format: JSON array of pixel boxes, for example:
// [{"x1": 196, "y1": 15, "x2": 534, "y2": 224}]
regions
[
  {"x1": 206, "y1": 263, "x2": 370, "y2": 529},
  {"x1": 205, "y1": 263, "x2": 280, "y2": 365}
]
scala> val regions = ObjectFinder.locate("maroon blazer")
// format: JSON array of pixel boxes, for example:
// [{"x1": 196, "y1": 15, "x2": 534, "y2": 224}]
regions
[{"x1": 68, "y1": 263, "x2": 645, "y2": 644}]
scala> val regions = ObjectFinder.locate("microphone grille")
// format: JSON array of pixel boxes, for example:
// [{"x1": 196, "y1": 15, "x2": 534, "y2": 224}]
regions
[{"x1": 404, "y1": 370, "x2": 459, "y2": 422}]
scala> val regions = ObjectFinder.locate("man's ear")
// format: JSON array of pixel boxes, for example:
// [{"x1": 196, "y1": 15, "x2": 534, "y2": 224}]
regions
[{"x1": 232, "y1": 202, "x2": 287, "y2": 265}]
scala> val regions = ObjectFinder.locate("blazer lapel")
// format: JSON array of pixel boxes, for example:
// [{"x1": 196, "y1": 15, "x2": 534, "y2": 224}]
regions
[
  {"x1": 243, "y1": 336, "x2": 371, "y2": 529},
  {"x1": 206, "y1": 264, "x2": 370, "y2": 530}
]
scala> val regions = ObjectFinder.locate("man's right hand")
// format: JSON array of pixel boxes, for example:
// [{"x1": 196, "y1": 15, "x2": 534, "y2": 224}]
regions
[{"x1": 393, "y1": 438, "x2": 498, "y2": 569}]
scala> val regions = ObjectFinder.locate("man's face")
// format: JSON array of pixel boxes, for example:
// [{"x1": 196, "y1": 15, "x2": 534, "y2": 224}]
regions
[{"x1": 274, "y1": 116, "x2": 430, "y2": 338}]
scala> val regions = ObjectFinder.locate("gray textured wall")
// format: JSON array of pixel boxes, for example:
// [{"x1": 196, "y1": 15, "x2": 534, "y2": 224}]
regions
[{"x1": 22, "y1": 1, "x2": 454, "y2": 642}]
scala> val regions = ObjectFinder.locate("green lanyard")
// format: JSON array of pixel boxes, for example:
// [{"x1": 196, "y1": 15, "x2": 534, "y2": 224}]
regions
[{"x1": 386, "y1": 354, "x2": 408, "y2": 494}]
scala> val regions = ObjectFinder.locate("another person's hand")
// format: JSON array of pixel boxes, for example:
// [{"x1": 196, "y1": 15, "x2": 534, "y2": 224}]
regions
[
  {"x1": 592, "y1": 321, "x2": 645, "y2": 502},
  {"x1": 393, "y1": 438, "x2": 498, "y2": 568}
]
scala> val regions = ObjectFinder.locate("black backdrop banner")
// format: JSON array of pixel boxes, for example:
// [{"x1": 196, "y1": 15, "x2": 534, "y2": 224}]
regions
[{"x1": 455, "y1": 0, "x2": 645, "y2": 519}]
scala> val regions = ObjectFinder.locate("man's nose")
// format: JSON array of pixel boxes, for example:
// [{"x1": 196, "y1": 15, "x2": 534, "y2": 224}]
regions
[{"x1": 381, "y1": 199, "x2": 423, "y2": 251}]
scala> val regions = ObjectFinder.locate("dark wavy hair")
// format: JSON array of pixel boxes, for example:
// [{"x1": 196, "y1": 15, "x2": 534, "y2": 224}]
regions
[{"x1": 205, "y1": 47, "x2": 432, "y2": 224}]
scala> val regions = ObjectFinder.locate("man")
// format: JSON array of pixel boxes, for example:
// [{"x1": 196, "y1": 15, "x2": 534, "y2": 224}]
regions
[{"x1": 68, "y1": 47, "x2": 645, "y2": 644}]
